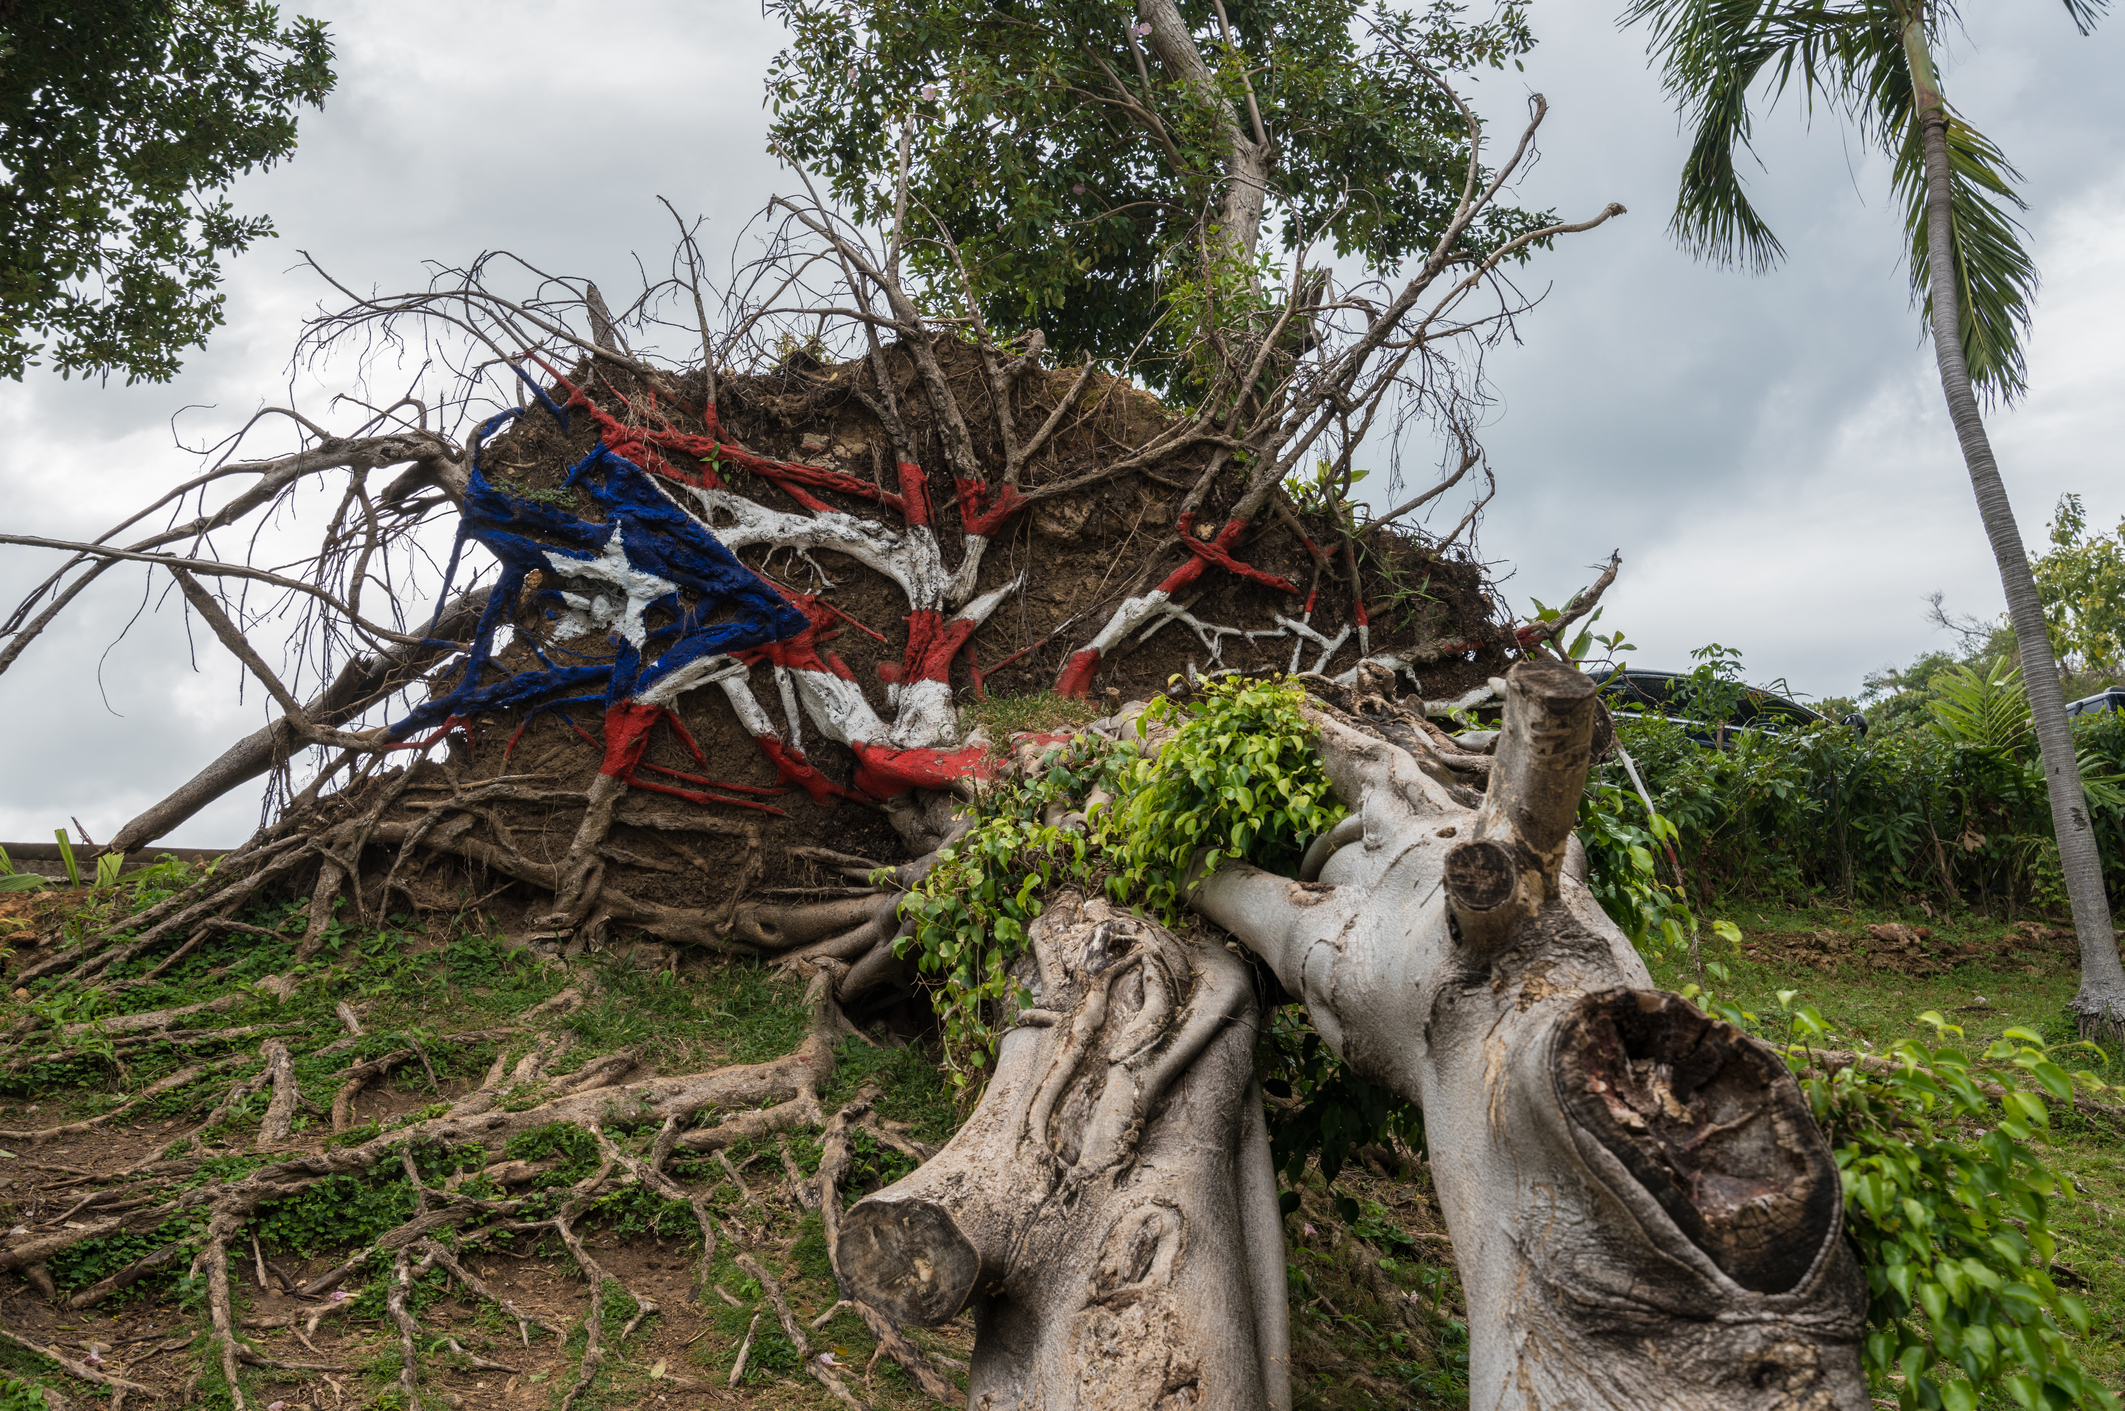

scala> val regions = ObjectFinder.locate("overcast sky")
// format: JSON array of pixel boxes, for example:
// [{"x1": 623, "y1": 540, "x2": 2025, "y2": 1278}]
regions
[{"x1": 2, "y1": 0, "x2": 2120, "y2": 849}]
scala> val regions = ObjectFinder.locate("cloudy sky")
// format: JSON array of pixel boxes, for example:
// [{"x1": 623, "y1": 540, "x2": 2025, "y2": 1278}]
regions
[{"x1": 2, "y1": 0, "x2": 2120, "y2": 848}]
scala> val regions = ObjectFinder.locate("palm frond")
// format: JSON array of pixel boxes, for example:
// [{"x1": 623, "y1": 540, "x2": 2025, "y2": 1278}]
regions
[
  {"x1": 1928, "y1": 656, "x2": 2032, "y2": 753},
  {"x1": 1671, "y1": 68, "x2": 1789, "y2": 268},
  {"x1": 2061, "y1": 0, "x2": 2109, "y2": 35},
  {"x1": 1891, "y1": 105, "x2": 2035, "y2": 404},
  {"x1": 1629, "y1": 0, "x2": 1897, "y2": 270},
  {"x1": 1627, "y1": 0, "x2": 1781, "y2": 267}
]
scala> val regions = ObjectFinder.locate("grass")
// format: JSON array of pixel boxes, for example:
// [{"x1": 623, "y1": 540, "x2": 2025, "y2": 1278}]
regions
[
  {"x1": 1676, "y1": 901, "x2": 2110, "y2": 1058},
  {"x1": 959, "y1": 689, "x2": 1102, "y2": 745},
  {"x1": 1, "y1": 867, "x2": 2119, "y2": 1407}
]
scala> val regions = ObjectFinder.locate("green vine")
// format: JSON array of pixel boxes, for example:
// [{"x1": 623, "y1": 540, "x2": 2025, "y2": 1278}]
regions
[
  {"x1": 896, "y1": 677, "x2": 1408, "y2": 1199},
  {"x1": 1096, "y1": 676, "x2": 1346, "y2": 923},
  {"x1": 1577, "y1": 777, "x2": 1704, "y2": 963},
  {"x1": 901, "y1": 676, "x2": 2114, "y2": 1405},
  {"x1": 893, "y1": 734, "x2": 1124, "y2": 1088}
]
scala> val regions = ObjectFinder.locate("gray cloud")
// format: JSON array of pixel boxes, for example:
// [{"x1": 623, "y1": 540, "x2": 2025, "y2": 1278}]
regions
[
  {"x1": 1467, "y1": 0, "x2": 2125, "y2": 701},
  {"x1": 2, "y1": 0, "x2": 2119, "y2": 846}
]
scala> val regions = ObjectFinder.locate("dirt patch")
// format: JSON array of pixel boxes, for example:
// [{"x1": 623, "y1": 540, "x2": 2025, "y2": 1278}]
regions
[{"x1": 1742, "y1": 921, "x2": 2075, "y2": 978}]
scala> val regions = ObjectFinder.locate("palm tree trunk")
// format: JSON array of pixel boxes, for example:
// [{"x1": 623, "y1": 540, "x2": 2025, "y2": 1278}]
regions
[{"x1": 1905, "y1": 28, "x2": 2125, "y2": 1033}]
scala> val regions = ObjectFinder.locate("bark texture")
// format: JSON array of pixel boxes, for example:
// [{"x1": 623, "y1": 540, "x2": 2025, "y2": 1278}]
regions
[
  {"x1": 837, "y1": 889, "x2": 1290, "y2": 1411},
  {"x1": 1195, "y1": 660, "x2": 1868, "y2": 1411}
]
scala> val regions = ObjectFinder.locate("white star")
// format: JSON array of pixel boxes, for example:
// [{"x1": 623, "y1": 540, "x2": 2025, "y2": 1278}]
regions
[{"x1": 543, "y1": 526, "x2": 680, "y2": 650}]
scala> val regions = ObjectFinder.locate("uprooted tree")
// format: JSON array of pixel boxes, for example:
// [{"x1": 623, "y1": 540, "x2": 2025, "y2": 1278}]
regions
[
  {"x1": 0, "y1": 0, "x2": 1887, "y2": 1403},
  {"x1": 838, "y1": 663, "x2": 1870, "y2": 1411}
]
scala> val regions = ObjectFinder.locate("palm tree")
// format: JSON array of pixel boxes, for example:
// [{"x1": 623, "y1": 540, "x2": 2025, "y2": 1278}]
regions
[{"x1": 1627, "y1": 0, "x2": 2124, "y2": 1033}]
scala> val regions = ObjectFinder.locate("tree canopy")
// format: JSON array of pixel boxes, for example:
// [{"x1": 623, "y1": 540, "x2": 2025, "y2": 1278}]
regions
[
  {"x1": 2033, "y1": 493, "x2": 2125, "y2": 683},
  {"x1": 0, "y1": 0, "x2": 335, "y2": 384},
  {"x1": 764, "y1": 0, "x2": 1551, "y2": 387}
]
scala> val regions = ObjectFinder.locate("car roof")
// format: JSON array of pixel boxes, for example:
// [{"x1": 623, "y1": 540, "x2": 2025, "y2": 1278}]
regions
[
  {"x1": 1598, "y1": 668, "x2": 1828, "y2": 725},
  {"x1": 2066, "y1": 687, "x2": 2125, "y2": 717}
]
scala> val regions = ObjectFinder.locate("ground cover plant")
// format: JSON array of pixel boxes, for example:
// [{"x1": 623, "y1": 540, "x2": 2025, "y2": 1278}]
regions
[
  {"x1": 0, "y1": 784, "x2": 1467, "y2": 1410},
  {"x1": 3, "y1": 0, "x2": 2119, "y2": 1400},
  {"x1": 1652, "y1": 907, "x2": 2125, "y2": 1409}
]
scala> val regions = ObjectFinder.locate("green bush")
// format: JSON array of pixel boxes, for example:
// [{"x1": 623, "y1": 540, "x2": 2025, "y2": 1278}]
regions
[
  {"x1": 1679, "y1": 986, "x2": 2120, "y2": 1411},
  {"x1": 898, "y1": 676, "x2": 1408, "y2": 1193},
  {"x1": 1605, "y1": 662, "x2": 2125, "y2": 911},
  {"x1": 1098, "y1": 676, "x2": 1347, "y2": 921},
  {"x1": 898, "y1": 673, "x2": 2115, "y2": 1406},
  {"x1": 0, "y1": 1377, "x2": 50, "y2": 1411}
]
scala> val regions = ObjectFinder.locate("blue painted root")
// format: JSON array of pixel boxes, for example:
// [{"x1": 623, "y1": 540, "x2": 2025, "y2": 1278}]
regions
[{"x1": 392, "y1": 437, "x2": 807, "y2": 739}]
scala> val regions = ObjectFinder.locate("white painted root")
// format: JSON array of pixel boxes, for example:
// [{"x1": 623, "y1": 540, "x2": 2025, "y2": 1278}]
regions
[{"x1": 1080, "y1": 585, "x2": 1410, "y2": 686}]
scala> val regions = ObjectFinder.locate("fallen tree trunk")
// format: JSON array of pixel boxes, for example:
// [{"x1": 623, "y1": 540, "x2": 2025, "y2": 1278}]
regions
[
  {"x1": 1192, "y1": 660, "x2": 1867, "y2": 1409},
  {"x1": 837, "y1": 888, "x2": 1290, "y2": 1411}
]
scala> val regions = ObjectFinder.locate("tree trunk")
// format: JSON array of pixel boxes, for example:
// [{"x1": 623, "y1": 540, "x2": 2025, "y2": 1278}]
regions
[
  {"x1": 1194, "y1": 662, "x2": 1868, "y2": 1410},
  {"x1": 1903, "y1": 27, "x2": 2125, "y2": 1032},
  {"x1": 835, "y1": 888, "x2": 1291, "y2": 1411},
  {"x1": 1138, "y1": 0, "x2": 1269, "y2": 272}
]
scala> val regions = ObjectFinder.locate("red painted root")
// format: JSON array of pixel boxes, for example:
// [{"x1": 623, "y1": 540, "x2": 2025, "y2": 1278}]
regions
[
  {"x1": 851, "y1": 741, "x2": 995, "y2": 797},
  {"x1": 1057, "y1": 648, "x2": 1103, "y2": 700},
  {"x1": 1173, "y1": 513, "x2": 1300, "y2": 595}
]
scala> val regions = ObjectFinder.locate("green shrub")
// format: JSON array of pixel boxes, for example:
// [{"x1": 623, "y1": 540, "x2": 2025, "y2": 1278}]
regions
[
  {"x1": 900, "y1": 675, "x2": 2116, "y2": 1405},
  {"x1": 1684, "y1": 983, "x2": 2120, "y2": 1411},
  {"x1": 894, "y1": 732, "x2": 1123, "y2": 1086},
  {"x1": 0, "y1": 1377, "x2": 51, "y2": 1411},
  {"x1": 1098, "y1": 676, "x2": 1346, "y2": 922},
  {"x1": 1605, "y1": 676, "x2": 2125, "y2": 911}
]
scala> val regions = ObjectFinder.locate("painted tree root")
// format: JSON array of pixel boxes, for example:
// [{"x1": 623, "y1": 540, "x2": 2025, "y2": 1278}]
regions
[
  {"x1": 1195, "y1": 659, "x2": 1866, "y2": 1410},
  {"x1": 837, "y1": 890, "x2": 1291, "y2": 1411}
]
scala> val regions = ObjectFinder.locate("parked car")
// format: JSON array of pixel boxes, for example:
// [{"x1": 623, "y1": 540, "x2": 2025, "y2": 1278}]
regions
[
  {"x1": 2066, "y1": 687, "x2": 2125, "y2": 719},
  {"x1": 1597, "y1": 668, "x2": 1865, "y2": 746}
]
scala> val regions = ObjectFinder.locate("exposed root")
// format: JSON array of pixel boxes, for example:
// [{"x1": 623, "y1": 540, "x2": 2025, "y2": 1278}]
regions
[
  {"x1": 421, "y1": 1238, "x2": 566, "y2": 1346},
  {"x1": 592, "y1": 1121, "x2": 720, "y2": 1293},
  {"x1": 332, "y1": 1049, "x2": 416, "y2": 1130},
  {"x1": 728, "y1": 1311, "x2": 761, "y2": 1387},
  {"x1": 0, "y1": 1325, "x2": 154, "y2": 1395},
  {"x1": 549, "y1": 1189, "x2": 666, "y2": 1411},
  {"x1": 256, "y1": 1039, "x2": 301, "y2": 1144},
  {"x1": 0, "y1": 956, "x2": 967, "y2": 1409},
  {"x1": 0, "y1": 1053, "x2": 249, "y2": 1145},
  {"x1": 733, "y1": 893, "x2": 893, "y2": 951},
  {"x1": 386, "y1": 1245, "x2": 441, "y2": 1408},
  {"x1": 733, "y1": 1246, "x2": 873, "y2": 1407},
  {"x1": 294, "y1": 855, "x2": 347, "y2": 962},
  {"x1": 195, "y1": 1235, "x2": 252, "y2": 1410},
  {"x1": 818, "y1": 1093, "x2": 961, "y2": 1404}
]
